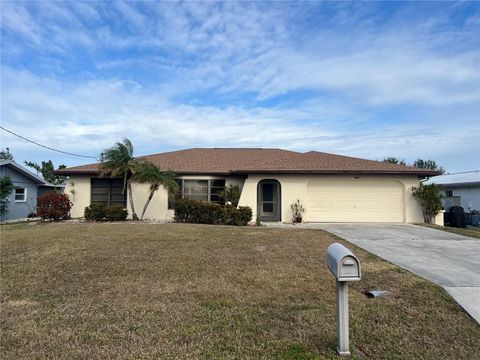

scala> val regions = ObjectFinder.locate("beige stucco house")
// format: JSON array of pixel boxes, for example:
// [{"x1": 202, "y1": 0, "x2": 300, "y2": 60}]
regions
[{"x1": 58, "y1": 148, "x2": 439, "y2": 223}]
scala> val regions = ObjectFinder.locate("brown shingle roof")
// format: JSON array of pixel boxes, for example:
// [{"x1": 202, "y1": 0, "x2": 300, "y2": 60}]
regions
[{"x1": 57, "y1": 148, "x2": 439, "y2": 176}]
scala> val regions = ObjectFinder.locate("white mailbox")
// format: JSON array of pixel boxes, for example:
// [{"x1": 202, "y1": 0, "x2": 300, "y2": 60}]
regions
[
  {"x1": 326, "y1": 243, "x2": 362, "y2": 357},
  {"x1": 327, "y1": 243, "x2": 361, "y2": 281}
]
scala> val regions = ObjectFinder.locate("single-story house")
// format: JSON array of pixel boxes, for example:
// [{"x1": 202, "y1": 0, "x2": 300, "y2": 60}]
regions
[
  {"x1": 0, "y1": 160, "x2": 62, "y2": 221},
  {"x1": 425, "y1": 170, "x2": 480, "y2": 212},
  {"x1": 57, "y1": 148, "x2": 439, "y2": 223}
]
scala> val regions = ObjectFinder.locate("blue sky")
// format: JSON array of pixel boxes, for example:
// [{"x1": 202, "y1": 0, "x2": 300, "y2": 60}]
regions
[{"x1": 1, "y1": 1, "x2": 479, "y2": 172}]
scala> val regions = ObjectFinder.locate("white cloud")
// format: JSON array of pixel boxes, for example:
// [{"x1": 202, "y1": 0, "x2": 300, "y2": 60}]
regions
[
  {"x1": 1, "y1": 68, "x2": 478, "y2": 172},
  {"x1": 2, "y1": 2, "x2": 478, "y2": 107},
  {"x1": 1, "y1": 2, "x2": 478, "y2": 172}
]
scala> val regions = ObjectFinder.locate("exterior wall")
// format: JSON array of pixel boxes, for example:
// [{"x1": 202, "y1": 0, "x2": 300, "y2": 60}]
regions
[
  {"x1": 441, "y1": 185, "x2": 480, "y2": 211},
  {"x1": 238, "y1": 174, "x2": 424, "y2": 223},
  {"x1": 0, "y1": 166, "x2": 39, "y2": 220},
  {"x1": 64, "y1": 173, "x2": 424, "y2": 223},
  {"x1": 65, "y1": 175, "x2": 247, "y2": 220},
  {"x1": 128, "y1": 175, "x2": 246, "y2": 221},
  {"x1": 64, "y1": 176, "x2": 92, "y2": 218},
  {"x1": 128, "y1": 182, "x2": 171, "y2": 221}
]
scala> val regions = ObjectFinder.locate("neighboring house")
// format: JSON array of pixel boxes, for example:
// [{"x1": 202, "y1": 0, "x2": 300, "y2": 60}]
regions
[
  {"x1": 0, "y1": 160, "x2": 62, "y2": 221},
  {"x1": 57, "y1": 148, "x2": 439, "y2": 223},
  {"x1": 425, "y1": 170, "x2": 480, "y2": 212}
]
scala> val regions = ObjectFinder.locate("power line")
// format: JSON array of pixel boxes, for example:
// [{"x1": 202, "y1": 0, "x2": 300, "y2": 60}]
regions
[{"x1": 0, "y1": 126, "x2": 98, "y2": 159}]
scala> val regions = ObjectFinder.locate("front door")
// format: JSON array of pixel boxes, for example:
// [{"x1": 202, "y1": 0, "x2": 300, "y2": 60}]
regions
[{"x1": 258, "y1": 180, "x2": 281, "y2": 221}]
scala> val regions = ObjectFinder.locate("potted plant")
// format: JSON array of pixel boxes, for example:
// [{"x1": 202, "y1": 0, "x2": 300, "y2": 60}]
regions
[{"x1": 291, "y1": 200, "x2": 305, "y2": 223}]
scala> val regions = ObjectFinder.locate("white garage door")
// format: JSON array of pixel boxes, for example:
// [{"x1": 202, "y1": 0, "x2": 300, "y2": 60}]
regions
[{"x1": 306, "y1": 180, "x2": 404, "y2": 222}]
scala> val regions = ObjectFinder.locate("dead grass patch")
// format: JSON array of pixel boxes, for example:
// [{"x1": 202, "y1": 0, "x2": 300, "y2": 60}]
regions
[
  {"x1": 419, "y1": 223, "x2": 480, "y2": 239},
  {"x1": 1, "y1": 222, "x2": 479, "y2": 359}
]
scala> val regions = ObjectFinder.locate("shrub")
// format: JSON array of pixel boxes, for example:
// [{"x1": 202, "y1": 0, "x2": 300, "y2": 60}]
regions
[
  {"x1": 173, "y1": 199, "x2": 200, "y2": 223},
  {"x1": 84, "y1": 204, "x2": 128, "y2": 221},
  {"x1": 174, "y1": 199, "x2": 252, "y2": 226},
  {"x1": 291, "y1": 200, "x2": 305, "y2": 223},
  {"x1": 105, "y1": 205, "x2": 128, "y2": 221},
  {"x1": 224, "y1": 205, "x2": 253, "y2": 226},
  {"x1": 84, "y1": 204, "x2": 106, "y2": 221},
  {"x1": 196, "y1": 202, "x2": 225, "y2": 224},
  {"x1": 411, "y1": 183, "x2": 444, "y2": 224},
  {"x1": 223, "y1": 184, "x2": 241, "y2": 207},
  {"x1": 0, "y1": 175, "x2": 14, "y2": 217},
  {"x1": 37, "y1": 191, "x2": 72, "y2": 221}
]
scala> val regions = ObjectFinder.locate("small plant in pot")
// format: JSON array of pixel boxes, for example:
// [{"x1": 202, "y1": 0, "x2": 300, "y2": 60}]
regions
[{"x1": 291, "y1": 200, "x2": 305, "y2": 223}]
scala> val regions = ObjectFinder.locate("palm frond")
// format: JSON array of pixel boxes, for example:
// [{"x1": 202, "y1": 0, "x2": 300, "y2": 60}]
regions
[
  {"x1": 134, "y1": 161, "x2": 178, "y2": 197},
  {"x1": 99, "y1": 138, "x2": 136, "y2": 178}
]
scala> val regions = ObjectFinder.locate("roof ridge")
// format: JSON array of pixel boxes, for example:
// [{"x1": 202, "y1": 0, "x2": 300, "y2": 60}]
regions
[
  {"x1": 304, "y1": 150, "x2": 420, "y2": 171},
  {"x1": 57, "y1": 147, "x2": 440, "y2": 176},
  {"x1": 139, "y1": 147, "x2": 299, "y2": 158}
]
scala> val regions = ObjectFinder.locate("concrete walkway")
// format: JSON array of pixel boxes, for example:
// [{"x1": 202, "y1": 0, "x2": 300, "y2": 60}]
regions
[{"x1": 302, "y1": 223, "x2": 480, "y2": 324}]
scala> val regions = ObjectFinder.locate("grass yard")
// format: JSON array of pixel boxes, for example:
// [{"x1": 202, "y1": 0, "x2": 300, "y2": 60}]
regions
[
  {"x1": 1, "y1": 223, "x2": 479, "y2": 359},
  {"x1": 420, "y1": 223, "x2": 480, "y2": 239}
]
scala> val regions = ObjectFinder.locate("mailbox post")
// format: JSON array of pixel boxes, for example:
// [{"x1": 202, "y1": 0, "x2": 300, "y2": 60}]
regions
[{"x1": 327, "y1": 243, "x2": 361, "y2": 357}]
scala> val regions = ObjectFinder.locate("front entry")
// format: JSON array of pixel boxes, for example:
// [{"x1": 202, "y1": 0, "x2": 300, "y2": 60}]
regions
[{"x1": 257, "y1": 180, "x2": 281, "y2": 221}]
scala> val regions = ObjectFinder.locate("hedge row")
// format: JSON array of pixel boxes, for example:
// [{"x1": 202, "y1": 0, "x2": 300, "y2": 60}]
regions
[
  {"x1": 84, "y1": 204, "x2": 128, "y2": 221},
  {"x1": 174, "y1": 199, "x2": 252, "y2": 226}
]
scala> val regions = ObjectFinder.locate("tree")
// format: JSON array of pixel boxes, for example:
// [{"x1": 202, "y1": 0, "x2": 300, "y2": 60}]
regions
[
  {"x1": 24, "y1": 160, "x2": 67, "y2": 185},
  {"x1": 411, "y1": 183, "x2": 444, "y2": 224},
  {"x1": 413, "y1": 159, "x2": 445, "y2": 174},
  {"x1": 134, "y1": 161, "x2": 178, "y2": 220},
  {"x1": 0, "y1": 176, "x2": 14, "y2": 217},
  {"x1": 383, "y1": 157, "x2": 406, "y2": 166},
  {"x1": 100, "y1": 138, "x2": 140, "y2": 220},
  {"x1": 0, "y1": 148, "x2": 14, "y2": 160}
]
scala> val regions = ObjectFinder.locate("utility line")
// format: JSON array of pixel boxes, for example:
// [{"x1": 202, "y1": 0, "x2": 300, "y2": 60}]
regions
[{"x1": 0, "y1": 125, "x2": 98, "y2": 159}]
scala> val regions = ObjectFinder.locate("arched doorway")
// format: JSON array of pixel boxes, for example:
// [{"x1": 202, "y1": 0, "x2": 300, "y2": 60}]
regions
[{"x1": 257, "y1": 179, "x2": 281, "y2": 221}]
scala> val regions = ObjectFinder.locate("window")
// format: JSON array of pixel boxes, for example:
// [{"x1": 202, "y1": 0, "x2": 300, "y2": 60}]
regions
[
  {"x1": 210, "y1": 180, "x2": 225, "y2": 204},
  {"x1": 168, "y1": 179, "x2": 226, "y2": 209},
  {"x1": 91, "y1": 178, "x2": 126, "y2": 207},
  {"x1": 14, "y1": 188, "x2": 26, "y2": 202},
  {"x1": 446, "y1": 190, "x2": 453, "y2": 197},
  {"x1": 168, "y1": 179, "x2": 183, "y2": 209},
  {"x1": 184, "y1": 180, "x2": 209, "y2": 201}
]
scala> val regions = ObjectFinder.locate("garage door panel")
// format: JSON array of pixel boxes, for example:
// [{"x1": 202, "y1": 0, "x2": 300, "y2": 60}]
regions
[{"x1": 306, "y1": 180, "x2": 404, "y2": 223}]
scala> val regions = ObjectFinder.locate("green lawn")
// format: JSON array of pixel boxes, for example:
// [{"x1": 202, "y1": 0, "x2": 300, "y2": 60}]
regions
[{"x1": 1, "y1": 222, "x2": 479, "y2": 359}]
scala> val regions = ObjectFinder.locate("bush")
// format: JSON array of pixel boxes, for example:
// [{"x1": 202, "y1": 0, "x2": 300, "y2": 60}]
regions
[
  {"x1": 0, "y1": 175, "x2": 14, "y2": 217},
  {"x1": 174, "y1": 199, "x2": 252, "y2": 226},
  {"x1": 84, "y1": 204, "x2": 106, "y2": 221},
  {"x1": 412, "y1": 183, "x2": 444, "y2": 224},
  {"x1": 173, "y1": 199, "x2": 200, "y2": 223},
  {"x1": 195, "y1": 202, "x2": 225, "y2": 224},
  {"x1": 290, "y1": 200, "x2": 305, "y2": 223},
  {"x1": 37, "y1": 191, "x2": 72, "y2": 221},
  {"x1": 105, "y1": 205, "x2": 128, "y2": 221},
  {"x1": 84, "y1": 204, "x2": 128, "y2": 221},
  {"x1": 224, "y1": 205, "x2": 253, "y2": 226},
  {"x1": 223, "y1": 184, "x2": 241, "y2": 207}
]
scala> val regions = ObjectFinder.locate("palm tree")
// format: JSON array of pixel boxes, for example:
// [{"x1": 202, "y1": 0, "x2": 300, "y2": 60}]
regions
[
  {"x1": 134, "y1": 161, "x2": 178, "y2": 220},
  {"x1": 100, "y1": 138, "x2": 140, "y2": 220}
]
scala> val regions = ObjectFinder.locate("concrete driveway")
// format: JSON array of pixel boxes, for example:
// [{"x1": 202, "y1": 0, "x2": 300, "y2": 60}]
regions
[{"x1": 306, "y1": 223, "x2": 480, "y2": 324}]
